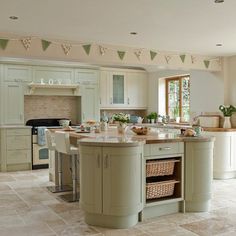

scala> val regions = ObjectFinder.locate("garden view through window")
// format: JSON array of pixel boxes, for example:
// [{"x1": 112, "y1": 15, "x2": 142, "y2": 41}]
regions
[{"x1": 165, "y1": 75, "x2": 190, "y2": 122}]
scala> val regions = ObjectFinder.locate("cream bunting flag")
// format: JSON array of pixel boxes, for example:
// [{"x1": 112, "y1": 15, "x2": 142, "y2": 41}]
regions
[
  {"x1": 99, "y1": 46, "x2": 107, "y2": 56},
  {"x1": 21, "y1": 37, "x2": 31, "y2": 50},
  {"x1": 191, "y1": 55, "x2": 196, "y2": 64},
  {"x1": 62, "y1": 44, "x2": 72, "y2": 55},
  {"x1": 165, "y1": 55, "x2": 171, "y2": 64},
  {"x1": 134, "y1": 50, "x2": 142, "y2": 60}
]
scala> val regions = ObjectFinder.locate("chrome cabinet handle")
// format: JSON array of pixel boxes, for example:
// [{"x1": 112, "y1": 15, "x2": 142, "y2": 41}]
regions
[
  {"x1": 159, "y1": 147, "x2": 171, "y2": 151},
  {"x1": 104, "y1": 155, "x2": 109, "y2": 168},
  {"x1": 97, "y1": 154, "x2": 100, "y2": 168}
]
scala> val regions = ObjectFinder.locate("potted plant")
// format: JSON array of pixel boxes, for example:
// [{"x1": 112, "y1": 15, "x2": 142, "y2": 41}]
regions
[
  {"x1": 219, "y1": 105, "x2": 236, "y2": 128},
  {"x1": 112, "y1": 113, "x2": 130, "y2": 134},
  {"x1": 147, "y1": 112, "x2": 157, "y2": 124},
  {"x1": 173, "y1": 106, "x2": 180, "y2": 123}
]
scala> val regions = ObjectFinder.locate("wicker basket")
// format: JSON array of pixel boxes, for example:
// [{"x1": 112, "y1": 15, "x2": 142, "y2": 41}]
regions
[
  {"x1": 146, "y1": 180, "x2": 179, "y2": 199},
  {"x1": 146, "y1": 159, "x2": 179, "y2": 177}
]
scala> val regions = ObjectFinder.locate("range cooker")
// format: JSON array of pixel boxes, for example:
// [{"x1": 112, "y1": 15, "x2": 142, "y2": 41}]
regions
[{"x1": 26, "y1": 118, "x2": 71, "y2": 169}]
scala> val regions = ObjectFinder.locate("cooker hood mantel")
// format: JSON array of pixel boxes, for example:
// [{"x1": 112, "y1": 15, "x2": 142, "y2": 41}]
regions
[{"x1": 28, "y1": 83, "x2": 80, "y2": 96}]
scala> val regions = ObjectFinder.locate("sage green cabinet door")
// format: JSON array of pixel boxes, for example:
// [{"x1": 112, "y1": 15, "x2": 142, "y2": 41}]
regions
[
  {"x1": 81, "y1": 84, "x2": 99, "y2": 122},
  {"x1": 3, "y1": 83, "x2": 24, "y2": 125},
  {"x1": 80, "y1": 146, "x2": 102, "y2": 214},
  {"x1": 103, "y1": 146, "x2": 143, "y2": 216},
  {"x1": 75, "y1": 69, "x2": 99, "y2": 85}
]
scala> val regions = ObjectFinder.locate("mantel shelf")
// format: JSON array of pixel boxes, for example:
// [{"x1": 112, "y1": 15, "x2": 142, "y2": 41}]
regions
[{"x1": 28, "y1": 83, "x2": 79, "y2": 94}]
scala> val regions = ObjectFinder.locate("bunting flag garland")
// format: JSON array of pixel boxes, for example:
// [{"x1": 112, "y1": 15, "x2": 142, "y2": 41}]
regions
[
  {"x1": 204, "y1": 60, "x2": 210, "y2": 69},
  {"x1": 134, "y1": 50, "x2": 142, "y2": 60},
  {"x1": 21, "y1": 37, "x2": 31, "y2": 50},
  {"x1": 180, "y1": 54, "x2": 186, "y2": 63},
  {"x1": 150, "y1": 50, "x2": 157, "y2": 61},
  {"x1": 117, "y1": 51, "x2": 126, "y2": 60},
  {"x1": 99, "y1": 46, "x2": 107, "y2": 56},
  {"x1": 82, "y1": 44, "x2": 91, "y2": 55},
  {"x1": 165, "y1": 55, "x2": 171, "y2": 64},
  {"x1": 191, "y1": 55, "x2": 196, "y2": 64},
  {"x1": 41, "y1": 40, "x2": 51, "y2": 51},
  {"x1": 0, "y1": 39, "x2": 9, "y2": 50},
  {"x1": 62, "y1": 44, "x2": 72, "y2": 55}
]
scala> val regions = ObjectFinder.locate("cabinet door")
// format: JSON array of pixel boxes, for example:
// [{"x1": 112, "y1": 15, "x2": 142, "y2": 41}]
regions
[
  {"x1": 103, "y1": 146, "x2": 143, "y2": 216},
  {"x1": 75, "y1": 69, "x2": 99, "y2": 85},
  {"x1": 99, "y1": 71, "x2": 109, "y2": 107},
  {"x1": 127, "y1": 72, "x2": 147, "y2": 108},
  {"x1": 3, "y1": 83, "x2": 24, "y2": 125},
  {"x1": 80, "y1": 146, "x2": 102, "y2": 214},
  {"x1": 81, "y1": 84, "x2": 99, "y2": 122},
  {"x1": 109, "y1": 72, "x2": 127, "y2": 107},
  {"x1": 4, "y1": 65, "x2": 32, "y2": 83}
]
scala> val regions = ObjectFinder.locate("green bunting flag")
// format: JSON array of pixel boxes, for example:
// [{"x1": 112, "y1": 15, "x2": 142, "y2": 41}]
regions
[
  {"x1": 180, "y1": 54, "x2": 186, "y2": 63},
  {"x1": 204, "y1": 60, "x2": 210, "y2": 69},
  {"x1": 117, "y1": 51, "x2": 126, "y2": 60},
  {"x1": 83, "y1": 44, "x2": 91, "y2": 55},
  {"x1": 150, "y1": 51, "x2": 157, "y2": 61},
  {"x1": 0, "y1": 39, "x2": 9, "y2": 50},
  {"x1": 41, "y1": 40, "x2": 51, "y2": 51}
]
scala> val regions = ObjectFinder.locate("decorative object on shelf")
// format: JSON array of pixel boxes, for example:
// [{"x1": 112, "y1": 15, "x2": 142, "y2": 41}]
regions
[
  {"x1": 219, "y1": 105, "x2": 236, "y2": 128},
  {"x1": 112, "y1": 113, "x2": 130, "y2": 134}
]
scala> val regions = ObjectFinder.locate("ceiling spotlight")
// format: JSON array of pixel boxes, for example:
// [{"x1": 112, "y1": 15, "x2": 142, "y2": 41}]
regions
[
  {"x1": 9, "y1": 16, "x2": 18, "y2": 20},
  {"x1": 216, "y1": 43, "x2": 223, "y2": 46},
  {"x1": 214, "y1": 0, "x2": 224, "y2": 3},
  {"x1": 130, "y1": 32, "x2": 137, "y2": 35}
]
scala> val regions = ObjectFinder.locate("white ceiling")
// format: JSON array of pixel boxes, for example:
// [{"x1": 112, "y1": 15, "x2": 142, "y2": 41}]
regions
[{"x1": 0, "y1": 0, "x2": 236, "y2": 56}]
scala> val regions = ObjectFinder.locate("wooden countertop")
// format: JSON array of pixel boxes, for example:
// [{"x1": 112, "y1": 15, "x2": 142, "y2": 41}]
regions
[
  {"x1": 203, "y1": 127, "x2": 236, "y2": 132},
  {"x1": 49, "y1": 127, "x2": 214, "y2": 145}
]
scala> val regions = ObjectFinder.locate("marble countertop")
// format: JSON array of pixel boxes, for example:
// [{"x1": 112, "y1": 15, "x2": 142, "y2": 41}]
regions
[
  {"x1": 203, "y1": 127, "x2": 236, "y2": 132},
  {"x1": 0, "y1": 125, "x2": 32, "y2": 129}
]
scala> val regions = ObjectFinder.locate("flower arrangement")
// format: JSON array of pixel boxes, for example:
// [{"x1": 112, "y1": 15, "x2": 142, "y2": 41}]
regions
[
  {"x1": 219, "y1": 105, "x2": 236, "y2": 117},
  {"x1": 112, "y1": 113, "x2": 130, "y2": 123}
]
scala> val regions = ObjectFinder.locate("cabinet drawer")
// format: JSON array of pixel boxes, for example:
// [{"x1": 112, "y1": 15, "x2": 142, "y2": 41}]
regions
[
  {"x1": 7, "y1": 136, "x2": 31, "y2": 150},
  {"x1": 7, "y1": 129, "x2": 31, "y2": 136},
  {"x1": 150, "y1": 142, "x2": 184, "y2": 156},
  {"x1": 7, "y1": 150, "x2": 31, "y2": 164}
]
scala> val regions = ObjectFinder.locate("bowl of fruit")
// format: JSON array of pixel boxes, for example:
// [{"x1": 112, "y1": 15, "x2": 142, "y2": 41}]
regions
[{"x1": 131, "y1": 126, "x2": 149, "y2": 135}]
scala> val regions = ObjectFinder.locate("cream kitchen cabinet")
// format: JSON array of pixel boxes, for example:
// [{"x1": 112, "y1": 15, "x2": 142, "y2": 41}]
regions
[
  {"x1": 0, "y1": 127, "x2": 32, "y2": 172},
  {"x1": 3, "y1": 82, "x2": 24, "y2": 125},
  {"x1": 33, "y1": 66, "x2": 74, "y2": 84},
  {"x1": 99, "y1": 68, "x2": 147, "y2": 109},
  {"x1": 75, "y1": 69, "x2": 100, "y2": 122},
  {"x1": 79, "y1": 145, "x2": 144, "y2": 228},
  {"x1": 203, "y1": 131, "x2": 236, "y2": 179}
]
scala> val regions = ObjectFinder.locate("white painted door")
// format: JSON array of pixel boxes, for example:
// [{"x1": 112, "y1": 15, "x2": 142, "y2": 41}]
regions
[
  {"x1": 126, "y1": 72, "x2": 147, "y2": 108},
  {"x1": 4, "y1": 83, "x2": 24, "y2": 125},
  {"x1": 80, "y1": 146, "x2": 102, "y2": 214},
  {"x1": 99, "y1": 71, "x2": 109, "y2": 108},
  {"x1": 102, "y1": 146, "x2": 143, "y2": 216},
  {"x1": 81, "y1": 84, "x2": 99, "y2": 122}
]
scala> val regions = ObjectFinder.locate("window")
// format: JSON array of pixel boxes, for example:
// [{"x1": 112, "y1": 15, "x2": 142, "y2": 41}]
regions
[{"x1": 165, "y1": 75, "x2": 190, "y2": 122}]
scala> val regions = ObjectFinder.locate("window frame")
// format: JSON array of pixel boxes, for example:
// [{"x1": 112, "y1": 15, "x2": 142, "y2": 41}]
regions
[{"x1": 165, "y1": 75, "x2": 190, "y2": 122}]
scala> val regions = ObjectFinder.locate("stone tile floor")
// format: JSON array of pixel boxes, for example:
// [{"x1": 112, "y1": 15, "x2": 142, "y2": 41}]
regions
[{"x1": 0, "y1": 169, "x2": 236, "y2": 235}]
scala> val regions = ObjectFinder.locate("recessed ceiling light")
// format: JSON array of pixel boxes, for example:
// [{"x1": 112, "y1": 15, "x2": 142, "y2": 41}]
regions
[
  {"x1": 216, "y1": 43, "x2": 223, "y2": 46},
  {"x1": 130, "y1": 32, "x2": 138, "y2": 35},
  {"x1": 9, "y1": 16, "x2": 18, "y2": 20},
  {"x1": 215, "y1": 0, "x2": 224, "y2": 3}
]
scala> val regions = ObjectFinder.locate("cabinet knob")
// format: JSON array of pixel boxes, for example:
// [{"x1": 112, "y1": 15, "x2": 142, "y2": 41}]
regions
[
  {"x1": 104, "y1": 155, "x2": 109, "y2": 168},
  {"x1": 159, "y1": 147, "x2": 171, "y2": 151},
  {"x1": 97, "y1": 154, "x2": 100, "y2": 168}
]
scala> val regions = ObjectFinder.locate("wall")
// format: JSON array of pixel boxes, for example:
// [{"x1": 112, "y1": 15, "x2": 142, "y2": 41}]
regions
[
  {"x1": 24, "y1": 95, "x2": 80, "y2": 124},
  {"x1": 148, "y1": 69, "x2": 224, "y2": 119}
]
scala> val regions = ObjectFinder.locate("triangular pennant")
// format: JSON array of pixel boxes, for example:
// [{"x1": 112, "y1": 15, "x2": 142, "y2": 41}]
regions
[
  {"x1": 117, "y1": 51, "x2": 126, "y2": 60},
  {"x1": 191, "y1": 55, "x2": 196, "y2": 64},
  {"x1": 0, "y1": 39, "x2": 9, "y2": 50},
  {"x1": 165, "y1": 55, "x2": 171, "y2": 64},
  {"x1": 150, "y1": 51, "x2": 157, "y2": 60},
  {"x1": 204, "y1": 60, "x2": 210, "y2": 69},
  {"x1": 134, "y1": 50, "x2": 142, "y2": 60},
  {"x1": 41, "y1": 40, "x2": 51, "y2": 51},
  {"x1": 180, "y1": 54, "x2": 186, "y2": 63},
  {"x1": 21, "y1": 37, "x2": 31, "y2": 50},
  {"x1": 82, "y1": 44, "x2": 91, "y2": 55},
  {"x1": 99, "y1": 46, "x2": 107, "y2": 56},
  {"x1": 61, "y1": 44, "x2": 72, "y2": 55}
]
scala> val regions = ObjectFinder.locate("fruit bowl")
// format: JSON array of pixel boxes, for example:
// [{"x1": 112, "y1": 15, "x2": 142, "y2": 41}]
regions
[{"x1": 131, "y1": 126, "x2": 149, "y2": 135}]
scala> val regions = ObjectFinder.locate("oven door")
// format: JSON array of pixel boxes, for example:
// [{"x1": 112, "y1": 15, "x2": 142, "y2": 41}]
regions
[{"x1": 33, "y1": 144, "x2": 49, "y2": 166}]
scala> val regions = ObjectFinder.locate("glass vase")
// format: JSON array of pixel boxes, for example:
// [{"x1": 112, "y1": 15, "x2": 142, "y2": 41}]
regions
[{"x1": 223, "y1": 116, "x2": 231, "y2": 129}]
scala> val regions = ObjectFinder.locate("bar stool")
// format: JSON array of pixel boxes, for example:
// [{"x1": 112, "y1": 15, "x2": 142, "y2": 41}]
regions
[
  {"x1": 45, "y1": 129, "x2": 72, "y2": 193},
  {"x1": 54, "y1": 131, "x2": 79, "y2": 202}
]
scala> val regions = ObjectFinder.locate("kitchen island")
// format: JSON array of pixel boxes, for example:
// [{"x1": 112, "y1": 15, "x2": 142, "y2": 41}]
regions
[{"x1": 50, "y1": 127, "x2": 215, "y2": 228}]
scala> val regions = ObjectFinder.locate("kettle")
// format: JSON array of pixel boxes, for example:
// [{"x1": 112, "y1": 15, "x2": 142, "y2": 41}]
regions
[{"x1": 137, "y1": 117, "x2": 144, "y2": 124}]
